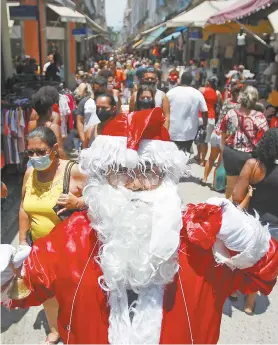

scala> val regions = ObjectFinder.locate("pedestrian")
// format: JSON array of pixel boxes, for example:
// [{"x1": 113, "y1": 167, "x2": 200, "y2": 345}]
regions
[
  {"x1": 220, "y1": 86, "x2": 269, "y2": 199},
  {"x1": 168, "y1": 64, "x2": 179, "y2": 90},
  {"x1": 29, "y1": 86, "x2": 61, "y2": 125},
  {"x1": 74, "y1": 74, "x2": 93, "y2": 104},
  {"x1": 2, "y1": 108, "x2": 278, "y2": 344},
  {"x1": 197, "y1": 76, "x2": 222, "y2": 167},
  {"x1": 201, "y1": 83, "x2": 242, "y2": 187},
  {"x1": 106, "y1": 74, "x2": 122, "y2": 113},
  {"x1": 90, "y1": 62, "x2": 100, "y2": 76},
  {"x1": 114, "y1": 62, "x2": 125, "y2": 92},
  {"x1": 18, "y1": 126, "x2": 86, "y2": 344},
  {"x1": 45, "y1": 52, "x2": 62, "y2": 82},
  {"x1": 167, "y1": 71, "x2": 208, "y2": 154},
  {"x1": 83, "y1": 93, "x2": 117, "y2": 147},
  {"x1": 29, "y1": 86, "x2": 65, "y2": 159},
  {"x1": 129, "y1": 67, "x2": 170, "y2": 129},
  {"x1": 76, "y1": 76, "x2": 121, "y2": 148},
  {"x1": 135, "y1": 61, "x2": 146, "y2": 85},
  {"x1": 22, "y1": 58, "x2": 38, "y2": 75},
  {"x1": 232, "y1": 128, "x2": 278, "y2": 314},
  {"x1": 154, "y1": 62, "x2": 163, "y2": 86},
  {"x1": 135, "y1": 85, "x2": 156, "y2": 110},
  {"x1": 43, "y1": 52, "x2": 54, "y2": 76},
  {"x1": 123, "y1": 62, "x2": 136, "y2": 103}
]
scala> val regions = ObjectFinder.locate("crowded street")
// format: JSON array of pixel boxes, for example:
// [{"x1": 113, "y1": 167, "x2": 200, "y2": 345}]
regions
[{"x1": 1, "y1": 0, "x2": 278, "y2": 344}]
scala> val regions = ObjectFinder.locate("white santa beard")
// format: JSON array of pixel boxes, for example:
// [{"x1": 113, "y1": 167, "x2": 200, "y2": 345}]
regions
[
  {"x1": 85, "y1": 179, "x2": 182, "y2": 292},
  {"x1": 84, "y1": 179, "x2": 183, "y2": 344}
]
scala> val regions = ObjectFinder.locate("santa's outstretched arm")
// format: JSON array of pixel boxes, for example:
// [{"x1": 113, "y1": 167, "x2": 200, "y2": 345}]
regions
[
  {"x1": 1, "y1": 236, "x2": 57, "y2": 308},
  {"x1": 184, "y1": 198, "x2": 278, "y2": 296}
]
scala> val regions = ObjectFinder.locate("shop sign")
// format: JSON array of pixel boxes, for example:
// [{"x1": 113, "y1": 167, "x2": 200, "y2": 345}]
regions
[
  {"x1": 72, "y1": 27, "x2": 93, "y2": 36},
  {"x1": 9, "y1": 5, "x2": 38, "y2": 20},
  {"x1": 189, "y1": 31, "x2": 202, "y2": 40}
]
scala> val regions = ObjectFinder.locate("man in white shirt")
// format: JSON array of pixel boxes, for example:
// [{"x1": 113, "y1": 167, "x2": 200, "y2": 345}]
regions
[
  {"x1": 43, "y1": 52, "x2": 54, "y2": 75},
  {"x1": 167, "y1": 72, "x2": 208, "y2": 153}
]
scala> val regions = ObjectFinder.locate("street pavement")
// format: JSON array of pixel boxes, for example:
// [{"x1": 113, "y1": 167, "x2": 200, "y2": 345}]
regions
[{"x1": 1, "y1": 158, "x2": 277, "y2": 344}]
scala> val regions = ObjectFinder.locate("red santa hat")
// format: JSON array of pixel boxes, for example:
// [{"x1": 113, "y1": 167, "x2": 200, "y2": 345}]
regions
[
  {"x1": 79, "y1": 107, "x2": 189, "y2": 179},
  {"x1": 101, "y1": 107, "x2": 170, "y2": 168}
]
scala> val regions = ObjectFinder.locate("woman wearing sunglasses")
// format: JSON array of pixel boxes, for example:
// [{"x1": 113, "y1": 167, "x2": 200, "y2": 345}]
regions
[{"x1": 20, "y1": 126, "x2": 86, "y2": 344}]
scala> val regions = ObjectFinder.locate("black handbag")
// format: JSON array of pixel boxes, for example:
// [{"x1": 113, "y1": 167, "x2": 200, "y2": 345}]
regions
[{"x1": 53, "y1": 161, "x2": 77, "y2": 221}]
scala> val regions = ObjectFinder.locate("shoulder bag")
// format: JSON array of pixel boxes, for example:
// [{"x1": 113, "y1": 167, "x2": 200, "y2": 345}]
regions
[{"x1": 53, "y1": 161, "x2": 79, "y2": 221}]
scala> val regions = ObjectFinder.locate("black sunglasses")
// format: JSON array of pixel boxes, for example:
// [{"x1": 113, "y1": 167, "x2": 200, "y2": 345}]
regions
[{"x1": 24, "y1": 149, "x2": 51, "y2": 157}]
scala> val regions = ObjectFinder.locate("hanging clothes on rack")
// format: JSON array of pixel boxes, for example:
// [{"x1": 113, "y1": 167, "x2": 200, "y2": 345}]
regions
[{"x1": 1, "y1": 102, "x2": 31, "y2": 167}]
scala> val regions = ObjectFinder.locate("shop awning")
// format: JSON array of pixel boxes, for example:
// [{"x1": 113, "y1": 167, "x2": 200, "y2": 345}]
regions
[
  {"x1": 158, "y1": 28, "x2": 188, "y2": 45},
  {"x1": 208, "y1": 0, "x2": 274, "y2": 24},
  {"x1": 268, "y1": 9, "x2": 278, "y2": 33},
  {"x1": 166, "y1": 0, "x2": 238, "y2": 27},
  {"x1": 203, "y1": 19, "x2": 273, "y2": 40},
  {"x1": 137, "y1": 26, "x2": 168, "y2": 49},
  {"x1": 47, "y1": 4, "x2": 86, "y2": 23},
  {"x1": 132, "y1": 39, "x2": 144, "y2": 49},
  {"x1": 85, "y1": 14, "x2": 107, "y2": 33},
  {"x1": 141, "y1": 22, "x2": 167, "y2": 35}
]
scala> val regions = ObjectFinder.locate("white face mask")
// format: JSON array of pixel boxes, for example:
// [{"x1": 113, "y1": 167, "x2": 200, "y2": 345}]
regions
[{"x1": 29, "y1": 154, "x2": 52, "y2": 171}]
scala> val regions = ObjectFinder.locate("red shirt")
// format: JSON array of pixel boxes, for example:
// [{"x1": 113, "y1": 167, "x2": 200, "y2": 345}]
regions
[
  {"x1": 114, "y1": 69, "x2": 125, "y2": 90},
  {"x1": 203, "y1": 87, "x2": 218, "y2": 119}
]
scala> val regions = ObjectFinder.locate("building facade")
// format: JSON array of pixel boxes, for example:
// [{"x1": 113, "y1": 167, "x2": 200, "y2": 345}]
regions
[
  {"x1": 123, "y1": 0, "x2": 192, "y2": 42},
  {"x1": 2, "y1": 0, "x2": 107, "y2": 85}
]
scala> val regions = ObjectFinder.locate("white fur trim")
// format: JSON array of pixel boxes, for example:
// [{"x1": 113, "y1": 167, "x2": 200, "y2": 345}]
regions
[
  {"x1": 207, "y1": 198, "x2": 271, "y2": 270},
  {"x1": 79, "y1": 135, "x2": 190, "y2": 182},
  {"x1": 108, "y1": 284, "x2": 164, "y2": 344},
  {"x1": 125, "y1": 148, "x2": 139, "y2": 169}
]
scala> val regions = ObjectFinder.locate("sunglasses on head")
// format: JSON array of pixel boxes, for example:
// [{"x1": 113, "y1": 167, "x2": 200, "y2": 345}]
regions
[{"x1": 24, "y1": 149, "x2": 51, "y2": 157}]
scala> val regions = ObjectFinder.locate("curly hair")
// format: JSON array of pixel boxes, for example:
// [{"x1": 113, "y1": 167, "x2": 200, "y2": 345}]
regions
[
  {"x1": 255, "y1": 128, "x2": 278, "y2": 167},
  {"x1": 238, "y1": 85, "x2": 259, "y2": 109}
]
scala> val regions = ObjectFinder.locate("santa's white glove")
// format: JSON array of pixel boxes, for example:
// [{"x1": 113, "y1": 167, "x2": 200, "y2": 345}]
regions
[
  {"x1": 206, "y1": 197, "x2": 270, "y2": 270},
  {"x1": 0, "y1": 244, "x2": 31, "y2": 286}
]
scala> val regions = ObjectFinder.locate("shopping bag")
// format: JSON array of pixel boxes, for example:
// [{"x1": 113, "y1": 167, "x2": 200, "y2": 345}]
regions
[{"x1": 215, "y1": 161, "x2": 226, "y2": 192}]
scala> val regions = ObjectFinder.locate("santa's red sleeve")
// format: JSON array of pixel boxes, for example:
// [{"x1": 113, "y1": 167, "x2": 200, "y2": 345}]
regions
[
  {"x1": 2, "y1": 226, "x2": 61, "y2": 309},
  {"x1": 183, "y1": 198, "x2": 278, "y2": 297}
]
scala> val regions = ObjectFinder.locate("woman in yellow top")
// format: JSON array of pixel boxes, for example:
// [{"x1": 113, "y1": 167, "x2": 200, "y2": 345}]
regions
[{"x1": 19, "y1": 127, "x2": 87, "y2": 344}]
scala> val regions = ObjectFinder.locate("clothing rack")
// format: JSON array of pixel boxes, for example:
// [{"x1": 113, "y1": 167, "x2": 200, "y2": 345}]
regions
[
  {"x1": 1, "y1": 87, "x2": 77, "y2": 170},
  {"x1": 1, "y1": 101, "x2": 32, "y2": 169}
]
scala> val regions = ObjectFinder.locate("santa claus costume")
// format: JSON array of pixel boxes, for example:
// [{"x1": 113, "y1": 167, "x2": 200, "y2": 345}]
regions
[{"x1": 1, "y1": 108, "x2": 278, "y2": 344}]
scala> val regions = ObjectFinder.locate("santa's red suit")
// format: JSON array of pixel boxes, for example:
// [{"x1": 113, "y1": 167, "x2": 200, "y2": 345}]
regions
[
  {"x1": 1, "y1": 108, "x2": 278, "y2": 344},
  {"x1": 4, "y1": 207, "x2": 278, "y2": 344}
]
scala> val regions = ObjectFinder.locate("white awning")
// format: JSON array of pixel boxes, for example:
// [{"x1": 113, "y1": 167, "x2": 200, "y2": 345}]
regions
[
  {"x1": 141, "y1": 22, "x2": 167, "y2": 35},
  {"x1": 85, "y1": 15, "x2": 107, "y2": 33},
  {"x1": 47, "y1": 4, "x2": 86, "y2": 23},
  {"x1": 268, "y1": 9, "x2": 278, "y2": 33},
  {"x1": 166, "y1": 0, "x2": 238, "y2": 28}
]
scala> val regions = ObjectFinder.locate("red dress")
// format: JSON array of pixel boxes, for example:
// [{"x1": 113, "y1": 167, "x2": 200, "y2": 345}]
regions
[{"x1": 9, "y1": 206, "x2": 278, "y2": 344}]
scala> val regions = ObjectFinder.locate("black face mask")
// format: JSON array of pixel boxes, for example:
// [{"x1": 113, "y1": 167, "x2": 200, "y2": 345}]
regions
[
  {"x1": 141, "y1": 79, "x2": 156, "y2": 87},
  {"x1": 96, "y1": 107, "x2": 113, "y2": 122},
  {"x1": 138, "y1": 98, "x2": 154, "y2": 110},
  {"x1": 94, "y1": 90, "x2": 104, "y2": 98}
]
